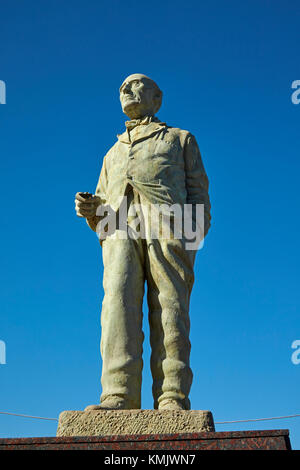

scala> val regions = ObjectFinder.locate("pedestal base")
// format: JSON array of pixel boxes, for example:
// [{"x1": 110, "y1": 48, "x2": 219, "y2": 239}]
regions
[
  {"x1": 0, "y1": 430, "x2": 291, "y2": 450},
  {"x1": 56, "y1": 409, "x2": 215, "y2": 437}
]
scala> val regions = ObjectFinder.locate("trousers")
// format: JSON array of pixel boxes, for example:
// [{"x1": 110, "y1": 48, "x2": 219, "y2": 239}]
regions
[{"x1": 99, "y1": 188, "x2": 197, "y2": 409}]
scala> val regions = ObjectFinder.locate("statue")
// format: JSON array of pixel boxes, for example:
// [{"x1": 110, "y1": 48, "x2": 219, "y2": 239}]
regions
[{"x1": 75, "y1": 74, "x2": 211, "y2": 411}]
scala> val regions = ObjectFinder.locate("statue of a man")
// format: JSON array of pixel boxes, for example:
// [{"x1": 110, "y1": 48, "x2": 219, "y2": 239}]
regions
[{"x1": 75, "y1": 74, "x2": 211, "y2": 411}]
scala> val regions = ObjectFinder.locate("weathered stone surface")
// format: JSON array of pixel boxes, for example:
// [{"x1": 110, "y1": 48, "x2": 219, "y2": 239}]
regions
[
  {"x1": 75, "y1": 74, "x2": 212, "y2": 412},
  {"x1": 56, "y1": 409, "x2": 215, "y2": 437}
]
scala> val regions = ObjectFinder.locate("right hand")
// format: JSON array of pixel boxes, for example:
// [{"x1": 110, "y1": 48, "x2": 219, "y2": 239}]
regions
[{"x1": 75, "y1": 192, "x2": 101, "y2": 218}]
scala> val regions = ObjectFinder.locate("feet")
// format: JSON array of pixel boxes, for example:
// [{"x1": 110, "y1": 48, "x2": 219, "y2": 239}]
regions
[
  {"x1": 84, "y1": 396, "x2": 127, "y2": 411},
  {"x1": 158, "y1": 399, "x2": 186, "y2": 411},
  {"x1": 85, "y1": 397, "x2": 188, "y2": 411}
]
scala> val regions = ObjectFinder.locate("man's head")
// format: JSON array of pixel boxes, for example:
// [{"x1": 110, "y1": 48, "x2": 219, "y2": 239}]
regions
[{"x1": 119, "y1": 73, "x2": 162, "y2": 120}]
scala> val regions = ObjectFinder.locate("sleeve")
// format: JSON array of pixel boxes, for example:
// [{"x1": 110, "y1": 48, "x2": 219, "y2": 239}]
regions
[
  {"x1": 86, "y1": 155, "x2": 108, "y2": 232},
  {"x1": 183, "y1": 133, "x2": 211, "y2": 236}
]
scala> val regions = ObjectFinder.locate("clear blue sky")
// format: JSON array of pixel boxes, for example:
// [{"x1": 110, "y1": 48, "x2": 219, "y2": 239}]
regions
[{"x1": 1, "y1": 0, "x2": 300, "y2": 449}]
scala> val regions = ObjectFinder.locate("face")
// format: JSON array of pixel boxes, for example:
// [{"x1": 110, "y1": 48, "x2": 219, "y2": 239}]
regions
[{"x1": 119, "y1": 76, "x2": 158, "y2": 119}]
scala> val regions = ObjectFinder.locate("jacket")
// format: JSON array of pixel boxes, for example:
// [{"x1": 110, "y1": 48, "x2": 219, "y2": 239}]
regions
[{"x1": 87, "y1": 119, "x2": 211, "y2": 236}]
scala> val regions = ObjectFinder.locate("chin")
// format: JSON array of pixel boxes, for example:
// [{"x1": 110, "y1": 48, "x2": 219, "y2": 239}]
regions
[{"x1": 123, "y1": 103, "x2": 142, "y2": 119}]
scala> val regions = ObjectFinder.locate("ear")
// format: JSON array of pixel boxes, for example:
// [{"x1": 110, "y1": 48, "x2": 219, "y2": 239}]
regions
[{"x1": 152, "y1": 89, "x2": 163, "y2": 114}]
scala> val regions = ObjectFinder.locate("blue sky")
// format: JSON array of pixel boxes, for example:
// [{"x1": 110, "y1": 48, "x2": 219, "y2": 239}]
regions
[{"x1": 1, "y1": 0, "x2": 300, "y2": 449}]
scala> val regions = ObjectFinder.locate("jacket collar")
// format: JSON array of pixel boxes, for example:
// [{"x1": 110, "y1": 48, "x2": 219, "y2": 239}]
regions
[
  {"x1": 117, "y1": 117, "x2": 167, "y2": 144},
  {"x1": 125, "y1": 114, "x2": 157, "y2": 131}
]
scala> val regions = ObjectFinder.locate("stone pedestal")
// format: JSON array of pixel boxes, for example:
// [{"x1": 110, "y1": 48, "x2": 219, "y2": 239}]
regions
[
  {"x1": 56, "y1": 409, "x2": 215, "y2": 437},
  {"x1": 0, "y1": 430, "x2": 291, "y2": 450},
  {"x1": 0, "y1": 409, "x2": 290, "y2": 451}
]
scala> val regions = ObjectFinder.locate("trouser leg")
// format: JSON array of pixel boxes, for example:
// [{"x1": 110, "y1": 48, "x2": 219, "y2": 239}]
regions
[
  {"x1": 100, "y1": 229, "x2": 145, "y2": 409},
  {"x1": 146, "y1": 237, "x2": 196, "y2": 410}
]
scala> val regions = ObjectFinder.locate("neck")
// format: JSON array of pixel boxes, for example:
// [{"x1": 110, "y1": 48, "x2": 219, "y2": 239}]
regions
[{"x1": 129, "y1": 113, "x2": 154, "y2": 121}]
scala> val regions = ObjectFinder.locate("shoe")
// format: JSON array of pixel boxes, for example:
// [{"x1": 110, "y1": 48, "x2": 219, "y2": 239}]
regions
[
  {"x1": 158, "y1": 399, "x2": 186, "y2": 410},
  {"x1": 84, "y1": 396, "x2": 126, "y2": 411}
]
